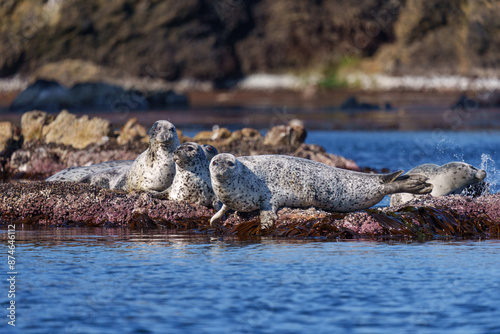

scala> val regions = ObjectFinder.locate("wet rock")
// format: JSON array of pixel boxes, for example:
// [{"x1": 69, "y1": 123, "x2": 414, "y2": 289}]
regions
[
  {"x1": 226, "y1": 128, "x2": 263, "y2": 144},
  {"x1": 263, "y1": 124, "x2": 306, "y2": 147},
  {"x1": 340, "y1": 96, "x2": 386, "y2": 111},
  {"x1": 21, "y1": 110, "x2": 55, "y2": 142},
  {"x1": 42, "y1": 110, "x2": 112, "y2": 149},
  {"x1": 146, "y1": 90, "x2": 189, "y2": 109},
  {"x1": 1, "y1": 181, "x2": 498, "y2": 240},
  {"x1": 69, "y1": 83, "x2": 148, "y2": 112},
  {"x1": 10, "y1": 80, "x2": 71, "y2": 112},
  {"x1": 117, "y1": 118, "x2": 149, "y2": 145}
]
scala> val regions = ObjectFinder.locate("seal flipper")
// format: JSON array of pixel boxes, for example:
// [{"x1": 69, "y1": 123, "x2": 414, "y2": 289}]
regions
[
  {"x1": 385, "y1": 173, "x2": 433, "y2": 195},
  {"x1": 210, "y1": 204, "x2": 230, "y2": 226},
  {"x1": 381, "y1": 170, "x2": 405, "y2": 183},
  {"x1": 148, "y1": 188, "x2": 171, "y2": 200}
]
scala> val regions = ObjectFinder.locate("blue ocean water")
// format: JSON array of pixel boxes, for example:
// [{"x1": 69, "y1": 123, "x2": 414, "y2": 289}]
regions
[
  {"x1": 1, "y1": 230, "x2": 500, "y2": 334},
  {"x1": 2, "y1": 130, "x2": 500, "y2": 334}
]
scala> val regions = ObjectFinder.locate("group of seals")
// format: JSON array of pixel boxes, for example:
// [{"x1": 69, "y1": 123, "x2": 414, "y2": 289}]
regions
[
  {"x1": 209, "y1": 154, "x2": 434, "y2": 228},
  {"x1": 389, "y1": 162, "x2": 487, "y2": 206},
  {"x1": 46, "y1": 120, "x2": 488, "y2": 229}
]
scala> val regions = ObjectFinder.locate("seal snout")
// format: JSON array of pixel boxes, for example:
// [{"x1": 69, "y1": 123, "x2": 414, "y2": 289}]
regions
[{"x1": 475, "y1": 169, "x2": 487, "y2": 181}]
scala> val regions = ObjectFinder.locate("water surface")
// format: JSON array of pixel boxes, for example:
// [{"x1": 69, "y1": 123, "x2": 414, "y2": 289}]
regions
[{"x1": 1, "y1": 229, "x2": 499, "y2": 334}]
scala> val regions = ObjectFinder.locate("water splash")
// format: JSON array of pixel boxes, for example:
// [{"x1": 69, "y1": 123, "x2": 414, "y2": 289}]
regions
[
  {"x1": 462, "y1": 154, "x2": 498, "y2": 196},
  {"x1": 480, "y1": 153, "x2": 498, "y2": 194}
]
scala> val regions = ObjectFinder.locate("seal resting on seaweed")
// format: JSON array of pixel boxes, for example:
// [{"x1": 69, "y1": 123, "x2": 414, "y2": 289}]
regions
[
  {"x1": 390, "y1": 162, "x2": 487, "y2": 206},
  {"x1": 149, "y1": 142, "x2": 217, "y2": 207},
  {"x1": 209, "y1": 153, "x2": 433, "y2": 228}
]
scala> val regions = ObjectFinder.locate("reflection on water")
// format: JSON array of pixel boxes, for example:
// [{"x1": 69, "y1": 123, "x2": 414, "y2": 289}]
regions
[{"x1": 1, "y1": 228, "x2": 500, "y2": 334}]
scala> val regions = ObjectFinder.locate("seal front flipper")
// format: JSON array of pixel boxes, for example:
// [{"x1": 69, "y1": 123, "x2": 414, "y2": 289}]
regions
[
  {"x1": 259, "y1": 202, "x2": 278, "y2": 229},
  {"x1": 148, "y1": 188, "x2": 171, "y2": 200},
  {"x1": 210, "y1": 204, "x2": 230, "y2": 227}
]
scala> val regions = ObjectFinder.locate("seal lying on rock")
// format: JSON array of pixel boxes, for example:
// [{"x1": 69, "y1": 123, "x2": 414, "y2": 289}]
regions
[
  {"x1": 209, "y1": 154, "x2": 433, "y2": 228},
  {"x1": 45, "y1": 160, "x2": 133, "y2": 182},
  {"x1": 390, "y1": 162, "x2": 487, "y2": 206},
  {"x1": 149, "y1": 142, "x2": 217, "y2": 207},
  {"x1": 47, "y1": 120, "x2": 181, "y2": 191}
]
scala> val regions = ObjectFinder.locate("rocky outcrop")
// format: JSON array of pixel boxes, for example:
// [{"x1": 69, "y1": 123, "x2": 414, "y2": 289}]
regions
[
  {"x1": 1, "y1": 181, "x2": 498, "y2": 240},
  {"x1": 367, "y1": 0, "x2": 500, "y2": 76},
  {"x1": 0, "y1": 0, "x2": 398, "y2": 83}
]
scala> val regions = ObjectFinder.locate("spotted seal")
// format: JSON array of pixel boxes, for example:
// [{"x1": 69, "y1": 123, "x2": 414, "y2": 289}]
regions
[
  {"x1": 389, "y1": 162, "x2": 487, "y2": 206},
  {"x1": 46, "y1": 160, "x2": 133, "y2": 182},
  {"x1": 209, "y1": 154, "x2": 433, "y2": 228},
  {"x1": 150, "y1": 142, "x2": 217, "y2": 207}
]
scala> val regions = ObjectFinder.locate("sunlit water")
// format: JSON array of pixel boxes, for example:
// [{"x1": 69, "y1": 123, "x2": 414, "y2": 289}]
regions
[{"x1": 1, "y1": 230, "x2": 500, "y2": 334}]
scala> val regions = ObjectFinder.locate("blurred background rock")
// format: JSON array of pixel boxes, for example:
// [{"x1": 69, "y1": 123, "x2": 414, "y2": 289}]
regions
[{"x1": 1, "y1": 0, "x2": 499, "y2": 89}]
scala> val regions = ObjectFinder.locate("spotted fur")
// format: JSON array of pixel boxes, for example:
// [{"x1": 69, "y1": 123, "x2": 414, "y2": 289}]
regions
[
  {"x1": 390, "y1": 162, "x2": 487, "y2": 206},
  {"x1": 46, "y1": 160, "x2": 133, "y2": 182},
  {"x1": 150, "y1": 142, "x2": 216, "y2": 207},
  {"x1": 210, "y1": 154, "x2": 433, "y2": 228}
]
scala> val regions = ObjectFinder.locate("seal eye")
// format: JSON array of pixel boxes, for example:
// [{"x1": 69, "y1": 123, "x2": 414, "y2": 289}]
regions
[
  {"x1": 187, "y1": 146, "x2": 195, "y2": 152},
  {"x1": 170, "y1": 128, "x2": 175, "y2": 132},
  {"x1": 227, "y1": 161, "x2": 235, "y2": 167}
]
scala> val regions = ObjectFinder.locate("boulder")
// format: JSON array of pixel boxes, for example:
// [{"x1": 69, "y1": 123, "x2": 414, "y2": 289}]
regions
[
  {"x1": 21, "y1": 110, "x2": 55, "y2": 142},
  {"x1": 9, "y1": 80, "x2": 71, "y2": 112},
  {"x1": 146, "y1": 90, "x2": 189, "y2": 109},
  {"x1": 69, "y1": 83, "x2": 148, "y2": 111},
  {"x1": 42, "y1": 110, "x2": 112, "y2": 149}
]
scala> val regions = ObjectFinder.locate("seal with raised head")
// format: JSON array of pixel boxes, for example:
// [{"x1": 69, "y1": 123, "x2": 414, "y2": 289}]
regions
[
  {"x1": 150, "y1": 142, "x2": 217, "y2": 207},
  {"x1": 76, "y1": 120, "x2": 181, "y2": 191},
  {"x1": 390, "y1": 162, "x2": 487, "y2": 206},
  {"x1": 209, "y1": 154, "x2": 433, "y2": 228}
]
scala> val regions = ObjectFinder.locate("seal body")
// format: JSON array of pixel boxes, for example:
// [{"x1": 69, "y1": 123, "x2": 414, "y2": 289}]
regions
[
  {"x1": 209, "y1": 154, "x2": 433, "y2": 228},
  {"x1": 390, "y1": 162, "x2": 487, "y2": 206},
  {"x1": 151, "y1": 142, "x2": 216, "y2": 206},
  {"x1": 65, "y1": 120, "x2": 180, "y2": 191},
  {"x1": 46, "y1": 160, "x2": 133, "y2": 182}
]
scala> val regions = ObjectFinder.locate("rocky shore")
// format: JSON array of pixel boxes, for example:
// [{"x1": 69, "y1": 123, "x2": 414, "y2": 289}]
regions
[{"x1": 1, "y1": 181, "x2": 499, "y2": 240}]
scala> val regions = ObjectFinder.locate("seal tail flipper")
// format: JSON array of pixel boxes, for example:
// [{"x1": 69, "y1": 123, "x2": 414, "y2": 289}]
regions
[
  {"x1": 381, "y1": 170, "x2": 405, "y2": 184},
  {"x1": 388, "y1": 172, "x2": 433, "y2": 195}
]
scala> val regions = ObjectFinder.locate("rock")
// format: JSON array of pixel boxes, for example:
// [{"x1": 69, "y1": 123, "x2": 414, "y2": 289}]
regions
[
  {"x1": 0, "y1": 122, "x2": 21, "y2": 153},
  {"x1": 9, "y1": 80, "x2": 71, "y2": 112},
  {"x1": 42, "y1": 110, "x2": 112, "y2": 149},
  {"x1": 263, "y1": 124, "x2": 306, "y2": 147},
  {"x1": 21, "y1": 110, "x2": 55, "y2": 142},
  {"x1": 146, "y1": 90, "x2": 189, "y2": 109},
  {"x1": 226, "y1": 128, "x2": 263, "y2": 143},
  {"x1": 0, "y1": 182, "x2": 498, "y2": 240},
  {"x1": 193, "y1": 127, "x2": 232, "y2": 141},
  {"x1": 340, "y1": 96, "x2": 383, "y2": 111},
  {"x1": 117, "y1": 118, "x2": 149, "y2": 145},
  {"x1": 294, "y1": 144, "x2": 360, "y2": 170},
  {"x1": 69, "y1": 83, "x2": 148, "y2": 112}
]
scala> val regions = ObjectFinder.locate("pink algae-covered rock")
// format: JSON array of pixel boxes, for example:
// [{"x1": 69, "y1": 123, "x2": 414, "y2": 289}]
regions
[{"x1": 1, "y1": 181, "x2": 499, "y2": 240}]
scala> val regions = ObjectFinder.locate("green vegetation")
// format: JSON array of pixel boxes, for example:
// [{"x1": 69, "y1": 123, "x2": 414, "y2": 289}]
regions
[{"x1": 319, "y1": 56, "x2": 361, "y2": 89}]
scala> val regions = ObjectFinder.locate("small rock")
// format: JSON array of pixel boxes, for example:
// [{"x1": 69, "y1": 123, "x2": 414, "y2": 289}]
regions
[
  {"x1": 194, "y1": 127, "x2": 232, "y2": 141},
  {"x1": 263, "y1": 124, "x2": 307, "y2": 147},
  {"x1": 294, "y1": 144, "x2": 360, "y2": 170},
  {"x1": 117, "y1": 118, "x2": 148, "y2": 145},
  {"x1": 42, "y1": 110, "x2": 112, "y2": 149},
  {"x1": 21, "y1": 110, "x2": 55, "y2": 142},
  {"x1": 0, "y1": 122, "x2": 22, "y2": 153}
]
